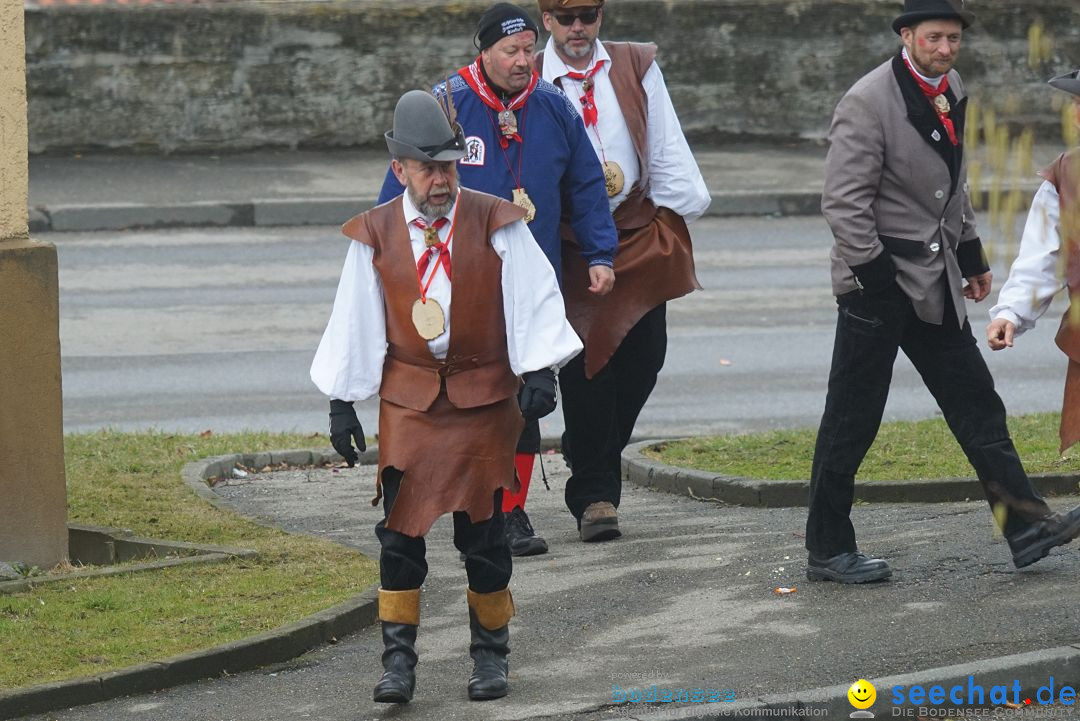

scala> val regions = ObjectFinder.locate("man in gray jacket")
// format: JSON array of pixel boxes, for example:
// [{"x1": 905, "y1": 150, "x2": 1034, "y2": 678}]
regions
[{"x1": 806, "y1": 0, "x2": 1080, "y2": 583}]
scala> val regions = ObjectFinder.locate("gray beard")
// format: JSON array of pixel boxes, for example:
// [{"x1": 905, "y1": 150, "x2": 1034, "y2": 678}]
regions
[
  {"x1": 410, "y1": 187, "x2": 454, "y2": 220},
  {"x1": 555, "y1": 37, "x2": 594, "y2": 61}
]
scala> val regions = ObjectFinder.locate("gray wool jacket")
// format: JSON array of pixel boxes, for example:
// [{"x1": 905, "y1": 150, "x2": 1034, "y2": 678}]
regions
[{"x1": 822, "y1": 53, "x2": 989, "y2": 327}]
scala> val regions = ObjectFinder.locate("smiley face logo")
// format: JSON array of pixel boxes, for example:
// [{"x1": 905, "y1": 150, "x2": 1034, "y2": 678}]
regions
[{"x1": 848, "y1": 678, "x2": 876, "y2": 710}]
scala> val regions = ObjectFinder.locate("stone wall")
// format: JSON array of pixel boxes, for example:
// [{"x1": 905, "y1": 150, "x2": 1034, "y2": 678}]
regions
[{"x1": 24, "y1": 0, "x2": 1080, "y2": 153}]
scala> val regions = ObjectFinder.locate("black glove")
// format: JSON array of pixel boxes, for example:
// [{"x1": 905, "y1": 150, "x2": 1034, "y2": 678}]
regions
[
  {"x1": 329, "y1": 399, "x2": 365, "y2": 467},
  {"x1": 518, "y1": 368, "x2": 557, "y2": 421}
]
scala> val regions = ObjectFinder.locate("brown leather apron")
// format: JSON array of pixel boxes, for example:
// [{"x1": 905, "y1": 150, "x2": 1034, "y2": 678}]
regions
[
  {"x1": 1039, "y1": 149, "x2": 1080, "y2": 452},
  {"x1": 341, "y1": 189, "x2": 527, "y2": 536}
]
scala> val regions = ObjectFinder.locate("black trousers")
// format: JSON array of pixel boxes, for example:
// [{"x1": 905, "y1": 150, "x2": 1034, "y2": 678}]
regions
[
  {"x1": 375, "y1": 468, "x2": 512, "y2": 594},
  {"x1": 806, "y1": 283, "x2": 1052, "y2": 557},
  {"x1": 561, "y1": 303, "x2": 668, "y2": 520}
]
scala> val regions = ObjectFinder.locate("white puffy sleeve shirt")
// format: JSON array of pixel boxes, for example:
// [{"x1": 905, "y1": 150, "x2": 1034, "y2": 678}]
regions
[
  {"x1": 641, "y1": 62, "x2": 711, "y2": 221},
  {"x1": 989, "y1": 180, "x2": 1066, "y2": 336},
  {"x1": 310, "y1": 195, "x2": 583, "y2": 401},
  {"x1": 541, "y1": 38, "x2": 711, "y2": 222}
]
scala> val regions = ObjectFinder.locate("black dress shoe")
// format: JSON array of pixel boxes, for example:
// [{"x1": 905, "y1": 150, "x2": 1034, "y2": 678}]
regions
[
  {"x1": 1007, "y1": 506, "x2": 1080, "y2": 568},
  {"x1": 505, "y1": 507, "x2": 549, "y2": 557},
  {"x1": 806, "y1": 551, "x2": 891, "y2": 584}
]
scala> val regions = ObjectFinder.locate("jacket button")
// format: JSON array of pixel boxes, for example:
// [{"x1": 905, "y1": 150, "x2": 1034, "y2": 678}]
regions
[
  {"x1": 934, "y1": 190, "x2": 945, "y2": 199},
  {"x1": 929, "y1": 242, "x2": 941, "y2": 252}
]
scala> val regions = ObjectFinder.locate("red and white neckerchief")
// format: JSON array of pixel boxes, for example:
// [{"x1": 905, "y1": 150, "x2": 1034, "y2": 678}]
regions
[
  {"x1": 458, "y1": 58, "x2": 540, "y2": 149},
  {"x1": 563, "y1": 60, "x2": 606, "y2": 127},
  {"x1": 412, "y1": 216, "x2": 453, "y2": 290},
  {"x1": 558, "y1": 60, "x2": 616, "y2": 184},
  {"x1": 902, "y1": 52, "x2": 958, "y2": 146}
]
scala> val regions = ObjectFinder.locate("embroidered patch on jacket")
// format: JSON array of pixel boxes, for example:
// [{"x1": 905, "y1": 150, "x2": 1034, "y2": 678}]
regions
[{"x1": 461, "y1": 136, "x2": 486, "y2": 166}]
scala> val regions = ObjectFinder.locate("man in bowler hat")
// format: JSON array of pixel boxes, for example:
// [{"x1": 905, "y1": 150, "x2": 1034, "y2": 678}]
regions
[
  {"x1": 311, "y1": 90, "x2": 582, "y2": 700},
  {"x1": 806, "y1": 0, "x2": 1080, "y2": 583}
]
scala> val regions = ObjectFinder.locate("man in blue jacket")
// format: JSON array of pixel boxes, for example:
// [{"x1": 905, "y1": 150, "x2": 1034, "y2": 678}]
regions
[{"x1": 379, "y1": 2, "x2": 618, "y2": 557}]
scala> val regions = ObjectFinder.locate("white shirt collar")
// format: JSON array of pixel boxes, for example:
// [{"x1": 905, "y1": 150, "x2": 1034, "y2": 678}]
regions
[
  {"x1": 401, "y1": 186, "x2": 459, "y2": 227},
  {"x1": 541, "y1": 35, "x2": 610, "y2": 83},
  {"x1": 902, "y1": 47, "x2": 946, "y2": 89}
]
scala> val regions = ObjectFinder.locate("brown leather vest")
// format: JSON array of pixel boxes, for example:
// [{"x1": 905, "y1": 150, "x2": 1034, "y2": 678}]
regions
[
  {"x1": 540, "y1": 41, "x2": 659, "y2": 230},
  {"x1": 341, "y1": 189, "x2": 526, "y2": 411},
  {"x1": 1039, "y1": 149, "x2": 1080, "y2": 362}
]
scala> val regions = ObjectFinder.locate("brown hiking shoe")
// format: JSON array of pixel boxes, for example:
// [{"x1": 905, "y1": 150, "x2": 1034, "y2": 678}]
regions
[{"x1": 580, "y1": 501, "x2": 621, "y2": 542}]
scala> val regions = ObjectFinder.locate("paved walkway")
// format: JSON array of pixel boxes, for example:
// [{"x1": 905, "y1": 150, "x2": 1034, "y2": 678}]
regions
[{"x1": 21, "y1": 455, "x2": 1080, "y2": 721}]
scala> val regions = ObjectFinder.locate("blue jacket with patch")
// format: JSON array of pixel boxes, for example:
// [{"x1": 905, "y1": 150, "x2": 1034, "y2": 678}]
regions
[{"x1": 377, "y1": 75, "x2": 617, "y2": 283}]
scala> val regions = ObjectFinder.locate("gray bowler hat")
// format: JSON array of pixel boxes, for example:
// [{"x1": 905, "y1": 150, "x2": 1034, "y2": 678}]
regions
[
  {"x1": 1049, "y1": 69, "x2": 1080, "y2": 97},
  {"x1": 385, "y1": 90, "x2": 466, "y2": 163}
]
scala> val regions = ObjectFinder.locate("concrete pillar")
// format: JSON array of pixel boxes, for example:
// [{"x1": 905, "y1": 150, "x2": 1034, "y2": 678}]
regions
[{"x1": 0, "y1": 4, "x2": 67, "y2": 569}]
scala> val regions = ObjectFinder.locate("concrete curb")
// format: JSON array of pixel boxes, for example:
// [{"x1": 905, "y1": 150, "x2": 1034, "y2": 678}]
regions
[
  {"x1": 0, "y1": 449, "x2": 380, "y2": 721},
  {"x1": 0, "y1": 524, "x2": 261, "y2": 596},
  {"x1": 180, "y1": 445, "x2": 378, "y2": 523},
  {"x1": 623, "y1": 439, "x2": 1080, "y2": 507},
  {"x1": 27, "y1": 190, "x2": 816, "y2": 233},
  {"x1": 26, "y1": 187, "x2": 1043, "y2": 234},
  {"x1": 29, "y1": 197, "x2": 379, "y2": 234},
  {"x1": 626, "y1": 643, "x2": 1080, "y2": 720}
]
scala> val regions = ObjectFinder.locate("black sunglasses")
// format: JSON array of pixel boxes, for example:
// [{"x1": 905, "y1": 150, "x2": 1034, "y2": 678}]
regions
[{"x1": 552, "y1": 8, "x2": 600, "y2": 26}]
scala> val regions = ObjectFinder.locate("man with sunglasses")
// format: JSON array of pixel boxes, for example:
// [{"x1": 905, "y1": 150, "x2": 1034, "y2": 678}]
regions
[
  {"x1": 377, "y1": 3, "x2": 619, "y2": 559},
  {"x1": 536, "y1": 0, "x2": 711, "y2": 542}
]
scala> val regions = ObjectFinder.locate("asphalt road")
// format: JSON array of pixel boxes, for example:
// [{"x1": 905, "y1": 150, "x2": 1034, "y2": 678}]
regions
[{"x1": 50, "y1": 215, "x2": 1068, "y2": 438}]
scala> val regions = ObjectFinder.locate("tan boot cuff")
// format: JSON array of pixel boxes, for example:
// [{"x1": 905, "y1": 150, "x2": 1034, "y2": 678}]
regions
[
  {"x1": 467, "y1": 587, "x2": 515, "y2": 630},
  {"x1": 378, "y1": 588, "x2": 420, "y2": 626}
]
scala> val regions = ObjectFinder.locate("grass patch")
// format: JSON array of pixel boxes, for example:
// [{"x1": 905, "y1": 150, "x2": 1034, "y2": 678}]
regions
[
  {"x1": 648, "y1": 412, "x2": 1080, "y2": 481},
  {"x1": 0, "y1": 431, "x2": 377, "y2": 691}
]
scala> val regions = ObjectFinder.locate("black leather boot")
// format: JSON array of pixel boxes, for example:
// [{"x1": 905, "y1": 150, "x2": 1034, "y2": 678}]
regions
[
  {"x1": 373, "y1": 587, "x2": 420, "y2": 703},
  {"x1": 468, "y1": 610, "x2": 510, "y2": 701},
  {"x1": 373, "y1": 621, "x2": 418, "y2": 703},
  {"x1": 505, "y1": 506, "x2": 549, "y2": 556}
]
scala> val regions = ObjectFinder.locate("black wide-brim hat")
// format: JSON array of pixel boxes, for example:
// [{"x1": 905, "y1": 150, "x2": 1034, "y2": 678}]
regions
[
  {"x1": 892, "y1": 0, "x2": 975, "y2": 34},
  {"x1": 1049, "y1": 69, "x2": 1080, "y2": 97}
]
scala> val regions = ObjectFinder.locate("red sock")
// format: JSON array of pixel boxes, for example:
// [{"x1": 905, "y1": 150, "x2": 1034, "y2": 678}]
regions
[{"x1": 502, "y1": 452, "x2": 535, "y2": 512}]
